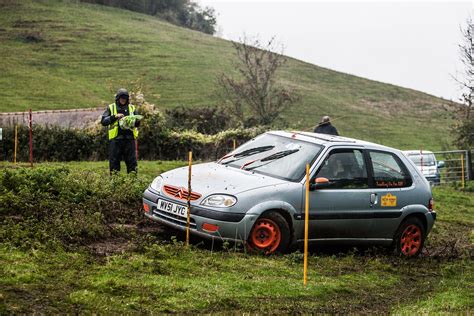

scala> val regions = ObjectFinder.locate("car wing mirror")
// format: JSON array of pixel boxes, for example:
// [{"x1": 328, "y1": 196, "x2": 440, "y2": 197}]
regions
[
  {"x1": 310, "y1": 177, "x2": 330, "y2": 191},
  {"x1": 437, "y1": 161, "x2": 445, "y2": 169}
]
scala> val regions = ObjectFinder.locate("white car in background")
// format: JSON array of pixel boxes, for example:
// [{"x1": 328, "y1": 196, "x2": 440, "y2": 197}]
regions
[{"x1": 403, "y1": 150, "x2": 445, "y2": 185}]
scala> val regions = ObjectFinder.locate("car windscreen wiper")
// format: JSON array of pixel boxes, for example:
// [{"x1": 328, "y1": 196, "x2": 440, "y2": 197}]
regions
[
  {"x1": 260, "y1": 149, "x2": 299, "y2": 162},
  {"x1": 242, "y1": 149, "x2": 300, "y2": 170},
  {"x1": 220, "y1": 145, "x2": 275, "y2": 165}
]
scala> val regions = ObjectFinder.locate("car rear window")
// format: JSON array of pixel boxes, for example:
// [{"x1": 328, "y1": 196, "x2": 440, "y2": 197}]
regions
[{"x1": 369, "y1": 151, "x2": 413, "y2": 188}]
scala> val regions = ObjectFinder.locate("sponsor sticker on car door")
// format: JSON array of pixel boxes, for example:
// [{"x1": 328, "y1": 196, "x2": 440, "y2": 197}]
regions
[{"x1": 381, "y1": 193, "x2": 397, "y2": 207}]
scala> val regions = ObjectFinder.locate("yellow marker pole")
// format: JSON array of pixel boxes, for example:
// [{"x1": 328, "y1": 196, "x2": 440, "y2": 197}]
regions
[
  {"x1": 233, "y1": 139, "x2": 236, "y2": 151},
  {"x1": 304, "y1": 163, "x2": 310, "y2": 287},
  {"x1": 186, "y1": 151, "x2": 193, "y2": 246},
  {"x1": 14, "y1": 125, "x2": 18, "y2": 164},
  {"x1": 461, "y1": 153, "x2": 465, "y2": 189}
]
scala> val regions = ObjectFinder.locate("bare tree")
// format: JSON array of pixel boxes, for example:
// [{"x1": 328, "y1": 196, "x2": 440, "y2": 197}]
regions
[
  {"x1": 452, "y1": 17, "x2": 474, "y2": 148},
  {"x1": 217, "y1": 36, "x2": 298, "y2": 126},
  {"x1": 454, "y1": 17, "x2": 473, "y2": 119}
]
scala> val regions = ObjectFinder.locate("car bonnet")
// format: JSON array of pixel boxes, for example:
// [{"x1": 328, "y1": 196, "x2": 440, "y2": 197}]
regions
[{"x1": 159, "y1": 162, "x2": 288, "y2": 197}]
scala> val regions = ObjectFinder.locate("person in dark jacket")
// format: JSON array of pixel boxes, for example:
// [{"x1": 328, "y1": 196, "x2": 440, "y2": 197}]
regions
[
  {"x1": 101, "y1": 88, "x2": 140, "y2": 174},
  {"x1": 314, "y1": 115, "x2": 339, "y2": 136}
]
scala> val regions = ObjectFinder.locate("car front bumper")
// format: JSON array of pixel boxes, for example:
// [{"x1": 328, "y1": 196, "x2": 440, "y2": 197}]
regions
[{"x1": 143, "y1": 188, "x2": 257, "y2": 242}]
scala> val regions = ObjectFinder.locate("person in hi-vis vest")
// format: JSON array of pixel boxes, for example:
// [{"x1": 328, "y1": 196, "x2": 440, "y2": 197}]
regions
[{"x1": 101, "y1": 88, "x2": 140, "y2": 174}]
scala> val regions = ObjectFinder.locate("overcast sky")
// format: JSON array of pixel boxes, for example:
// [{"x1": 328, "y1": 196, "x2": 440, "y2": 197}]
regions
[{"x1": 198, "y1": 0, "x2": 473, "y2": 101}]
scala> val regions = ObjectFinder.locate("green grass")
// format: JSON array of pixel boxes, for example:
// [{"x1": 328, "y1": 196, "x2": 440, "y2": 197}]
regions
[
  {"x1": 0, "y1": 0, "x2": 456, "y2": 149},
  {"x1": 433, "y1": 186, "x2": 474, "y2": 225},
  {"x1": 394, "y1": 260, "x2": 473, "y2": 314},
  {"x1": 1, "y1": 162, "x2": 473, "y2": 313},
  {"x1": 2, "y1": 246, "x2": 472, "y2": 314}
]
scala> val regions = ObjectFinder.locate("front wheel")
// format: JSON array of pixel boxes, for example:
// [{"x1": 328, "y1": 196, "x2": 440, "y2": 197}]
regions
[
  {"x1": 395, "y1": 217, "x2": 426, "y2": 257},
  {"x1": 247, "y1": 211, "x2": 290, "y2": 254}
]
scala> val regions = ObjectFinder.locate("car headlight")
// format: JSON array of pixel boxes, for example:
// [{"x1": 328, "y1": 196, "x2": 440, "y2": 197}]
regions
[
  {"x1": 150, "y1": 176, "x2": 163, "y2": 192},
  {"x1": 201, "y1": 194, "x2": 237, "y2": 208}
]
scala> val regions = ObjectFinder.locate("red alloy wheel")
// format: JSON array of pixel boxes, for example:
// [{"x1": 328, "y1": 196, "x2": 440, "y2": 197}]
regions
[
  {"x1": 400, "y1": 224, "x2": 422, "y2": 256},
  {"x1": 249, "y1": 218, "x2": 282, "y2": 254}
]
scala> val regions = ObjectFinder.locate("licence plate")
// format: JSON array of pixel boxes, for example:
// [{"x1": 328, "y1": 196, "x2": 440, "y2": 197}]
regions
[{"x1": 156, "y1": 199, "x2": 188, "y2": 219}]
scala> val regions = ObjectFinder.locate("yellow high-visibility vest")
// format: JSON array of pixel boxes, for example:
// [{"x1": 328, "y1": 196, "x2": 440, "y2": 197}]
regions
[{"x1": 108, "y1": 103, "x2": 139, "y2": 140}]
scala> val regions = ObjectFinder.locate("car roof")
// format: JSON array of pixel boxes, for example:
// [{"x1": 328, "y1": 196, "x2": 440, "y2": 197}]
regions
[
  {"x1": 402, "y1": 150, "x2": 434, "y2": 155},
  {"x1": 268, "y1": 130, "x2": 397, "y2": 151}
]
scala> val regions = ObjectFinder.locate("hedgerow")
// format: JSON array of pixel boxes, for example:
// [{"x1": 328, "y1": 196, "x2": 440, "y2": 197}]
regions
[{"x1": 1, "y1": 118, "x2": 265, "y2": 162}]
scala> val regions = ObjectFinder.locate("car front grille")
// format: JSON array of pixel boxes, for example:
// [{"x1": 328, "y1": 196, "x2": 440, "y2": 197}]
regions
[{"x1": 163, "y1": 184, "x2": 202, "y2": 201}]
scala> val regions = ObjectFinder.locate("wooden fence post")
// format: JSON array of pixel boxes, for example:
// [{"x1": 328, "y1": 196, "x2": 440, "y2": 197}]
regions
[{"x1": 466, "y1": 150, "x2": 473, "y2": 181}]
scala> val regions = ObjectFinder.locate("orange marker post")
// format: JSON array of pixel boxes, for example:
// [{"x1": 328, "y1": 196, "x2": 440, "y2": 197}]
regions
[
  {"x1": 186, "y1": 151, "x2": 193, "y2": 246},
  {"x1": 304, "y1": 163, "x2": 310, "y2": 287}
]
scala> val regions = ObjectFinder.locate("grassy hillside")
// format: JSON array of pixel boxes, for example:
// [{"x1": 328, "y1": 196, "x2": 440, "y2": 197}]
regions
[{"x1": 0, "y1": 0, "x2": 457, "y2": 149}]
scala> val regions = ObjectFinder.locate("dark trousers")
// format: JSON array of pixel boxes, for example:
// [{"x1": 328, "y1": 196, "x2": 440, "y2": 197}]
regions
[{"x1": 109, "y1": 139, "x2": 137, "y2": 174}]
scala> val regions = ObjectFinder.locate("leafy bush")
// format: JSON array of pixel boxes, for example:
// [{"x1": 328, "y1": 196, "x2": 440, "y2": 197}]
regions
[
  {"x1": 1, "y1": 125, "x2": 106, "y2": 162},
  {"x1": 0, "y1": 166, "x2": 149, "y2": 248},
  {"x1": 165, "y1": 105, "x2": 233, "y2": 134}
]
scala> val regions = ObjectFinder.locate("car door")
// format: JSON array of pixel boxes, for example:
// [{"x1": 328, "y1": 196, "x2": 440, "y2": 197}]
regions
[
  {"x1": 307, "y1": 147, "x2": 374, "y2": 239},
  {"x1": 366, "y1": 150, "x2": 415, "y2": 239}
]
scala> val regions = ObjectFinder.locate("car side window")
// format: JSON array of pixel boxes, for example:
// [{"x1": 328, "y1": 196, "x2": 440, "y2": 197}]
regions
[
  {"x1": 315, "y1": 149, "x2": 369, "y2": 189},
  {"x1": 369, "y1": 151, "x2": 413, "y2": 188}
]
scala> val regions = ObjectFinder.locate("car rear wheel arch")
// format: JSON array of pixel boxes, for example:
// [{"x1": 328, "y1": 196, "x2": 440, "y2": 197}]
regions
[{"x1": 400, "y1": 212, "x2": 427, "y2": 233}]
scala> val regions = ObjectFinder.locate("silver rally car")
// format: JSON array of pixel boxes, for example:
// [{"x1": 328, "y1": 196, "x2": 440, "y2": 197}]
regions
[{"x1": 143, "y1": 131, "x2": 436, "y2": 256}]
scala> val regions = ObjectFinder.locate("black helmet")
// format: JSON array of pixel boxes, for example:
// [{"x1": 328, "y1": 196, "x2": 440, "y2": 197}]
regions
[{"x1": 115, "y1": 88, "x2": 129, "y2": 101}]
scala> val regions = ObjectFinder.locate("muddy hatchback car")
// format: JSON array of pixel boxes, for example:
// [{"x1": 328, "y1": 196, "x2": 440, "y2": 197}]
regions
[{"x1": 143, "y1": 131, "x2": 436, "y2": 256}]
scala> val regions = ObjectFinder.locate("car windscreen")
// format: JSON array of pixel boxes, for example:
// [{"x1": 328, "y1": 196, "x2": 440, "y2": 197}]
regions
[
  {"x1": 219, "y1": 134, "x2": 323, "y2": 181},
  {"x1": 407, "y1": 154, "x2": 436, "y2": 166}
]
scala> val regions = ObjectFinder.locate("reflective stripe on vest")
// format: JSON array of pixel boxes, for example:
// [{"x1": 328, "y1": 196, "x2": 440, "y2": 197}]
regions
[{"x1": 108, "y1": 103, "x2": 138, "y2": 140}]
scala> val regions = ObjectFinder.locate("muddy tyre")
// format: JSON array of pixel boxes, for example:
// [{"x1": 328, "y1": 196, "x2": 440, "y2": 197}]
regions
[
  {"x1": 247, "y1": 211, "x2": 290, "y2": 254},
  {"x1": 395, "y1": 217, "x2": 426, "y2": 257}
]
